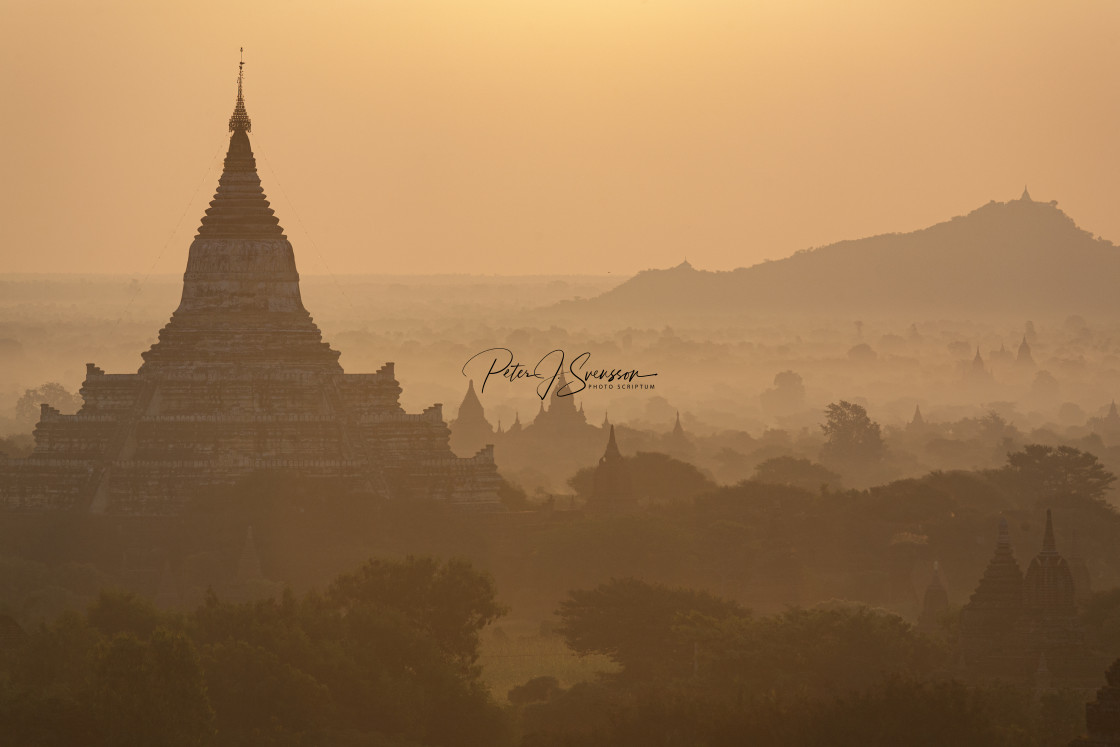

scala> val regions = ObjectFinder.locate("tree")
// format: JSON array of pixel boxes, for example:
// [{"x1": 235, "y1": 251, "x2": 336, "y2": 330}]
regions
[
  {"x1": 556, "y1": 578, "x2": 748, "y2": 679},
  {"x1": 86, "y1": 590, "x2": 162, "y2": 639},
  {"x1": 760, "y1": 370, "x2": 806, "y2": 415},
  {"x1": 14, "y1": 382, "x2": 83, "y2": 425},
  {"x1": 820, "y1": 401, "x2": 885, "y2": 465},
  {"x1": 1, "y1": 557, "x2": 513, "y2": 747},
  {"x1": 567, "y1": 452, "x2": 716, "y2": 505},
  {"x1": 692, "y1": 606, "x2": 945, "y2": 698},
  {"x1": 326, "y1": 555, "x2": 505, "y2": 670},
  {"x1": 508, "y1": 675, "x2": 562, "y2": 706},
  {"x1": 1005, "y1": 444, "x2": 1116, "y2": 506},
  {"x1": 752, "y1": 456, "x2": 841, "y2": 492},
  {"x1": 94, "y1": 629, "x2": 215, "y2": 747}
]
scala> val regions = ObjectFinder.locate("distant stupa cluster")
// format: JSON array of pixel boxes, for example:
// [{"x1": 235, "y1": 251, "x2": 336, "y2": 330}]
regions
[{"x1": 448, "y1": 371, "x2": 695, "y2": 509}]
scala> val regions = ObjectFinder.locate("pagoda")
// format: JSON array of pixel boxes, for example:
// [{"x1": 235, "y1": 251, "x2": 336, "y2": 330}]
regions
[
  {"x1": 917, "y1": 562, "x2": 949, "y2": 637},
  {"x1": 958, "y1": 517, "x2": 1025, "y2": 676},
  {"x1": 448, "y1": 379, "x2": 494, "y2": 457},
  {"x1": 589, "y1": 425, "x2": 635, "y2": 512},
  {"x1": 1015, "y1": 510, "x2": 1093, "y2": 681},
  {"x1": 530, "y1": 371, "x2": 587, "y2": 432},
  {"x1": 960, "y1": 512, "x2": 1096, "y2": 682},
  {"x1": 1070, "y1": 660, "x2": 1120, "y2": 747},
  {"x1": 0, "y1": 62, "x2": 500, "y2": 513},
  {"x1": 1017, "y1": 335, "x2": 1035, "y2": 367}
]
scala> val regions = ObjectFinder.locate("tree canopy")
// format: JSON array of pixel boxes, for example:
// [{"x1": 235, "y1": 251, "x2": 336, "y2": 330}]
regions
[
  {"x1": 820, "y1": 401, "x2": 885, "y2": 466},
  {"x1": 1004, "y1": 444, "x2": 1117, "y2": 506},
  {"x1": 14, "y1": 382, "x2": 83, "y2": 425},
  {"x1": 0, "y1": 558, "x2": 511, "y2": 747}
]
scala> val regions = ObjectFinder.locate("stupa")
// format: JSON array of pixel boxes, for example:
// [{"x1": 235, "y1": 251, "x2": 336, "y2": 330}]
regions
[
  {"x1": 960, "y1": 512, "x2": 1095, "y2": 682},
  {"x1": 958, "y1": 517, "x2": 1024, "y2": 675},
  {"x1": 448, "y1": 380, "x2": 494, "y2": 458},
  {"x1": 589, "y1": 425, "x2": 635, "y2": 512},
  {"x1": 0, "y1": 61, "x2": 500, "y2": 513}
]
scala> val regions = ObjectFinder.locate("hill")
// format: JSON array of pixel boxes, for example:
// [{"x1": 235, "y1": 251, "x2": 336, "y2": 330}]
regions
[{"x1": 551, "y1": 191, "x2": 1120, "y2": 320}]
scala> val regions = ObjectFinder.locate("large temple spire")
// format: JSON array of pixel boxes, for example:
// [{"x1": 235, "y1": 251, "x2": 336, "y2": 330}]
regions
[
  {"x1": 195, "y1": 52, "x2": 283, "y2": 242},
  {"x1": 228, "y1": 48, "x2": 252, "y2": 134},
  {"x1": 139, "y1": 58, "x2": 341, "y2": 373}
]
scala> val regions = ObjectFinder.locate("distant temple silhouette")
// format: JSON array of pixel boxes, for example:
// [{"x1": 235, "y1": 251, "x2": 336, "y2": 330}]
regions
[
  {"x1": 449, "y1": 371, "x2": 607, "y2": 486},
  {"x1": 1017, "y1": 335, "x2": 1035, "y2": 367},
  {"x1": 1070, "y1": 659, "x2": 1120, "y2": 746},
  {"x1": 1092, "y1": 402, "x2": 1120, "y2": 443},
  {"x1": 959, "y1": 512, "x2": 1095, "y2": 682},
  {"x1": 449, "y1": 379, "x2": 494, "y2": 457},
  {"x1": 529, "y1": 372, "x2": 589, "y2": 434},
  {"x1": 908, "y1": 404, "x2": 925, "y2": 431},
  {"x1": 589, "y1": 425, "x2": 635, "y2": 512},
  {"x1": 0, "y1": 63, "x2": 500, "y2": 512},
  {"x1": 917, "y1": 562, "x2": 949, "y2": 637},
  {"x1": 665, "y1": 410, "x2": 694, "y2": 459}
]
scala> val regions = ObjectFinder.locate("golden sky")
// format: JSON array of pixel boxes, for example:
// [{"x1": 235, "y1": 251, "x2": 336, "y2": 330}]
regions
[{"x1": 2, "y1": 0, "x2": 1119, "y2": 276}]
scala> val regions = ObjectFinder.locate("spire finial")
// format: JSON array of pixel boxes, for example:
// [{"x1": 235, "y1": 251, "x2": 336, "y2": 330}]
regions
[
  {"x1": 229, "y1": 48, "x2": 252, "y2": 134},
  {"x1": 603, "y1": 424, "x2": 622, "y2": 460},
  {"x1": 929, "y1": 560, "x2": 944, "y2": 588},
  {"x1": 1042, "y1": 509, "x2": 1057, "y2": 554}
]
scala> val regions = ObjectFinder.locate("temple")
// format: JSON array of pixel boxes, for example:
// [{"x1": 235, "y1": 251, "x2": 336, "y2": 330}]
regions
[
  {"x1": 530, "y1": 372, "x2": 588, "y2": 433},
  {"x1": 0, "y1": 64, "x2": 500, "y2": 513},
  {"x1": 959, "y1": 517, "x2": 1024, "y2": 675},
  {"x1": 959, "y1": 512, "x2": 1095, "y2": 682},
  {"x1": 448, "y1": 379, "x2": 494, "y2": 457},
  {"x1": 917, "y1": 562, "x2": 949, "y2": 637},
  {"x1": 1017, "y1": 335, "x2": 1035, "y2": 367},
  {"x1": 589, "y1": 425, "x2": 635, "y2": 512},
  {"x1": 1070, "y1": 660, "x2": 1120, "y2": 747}
]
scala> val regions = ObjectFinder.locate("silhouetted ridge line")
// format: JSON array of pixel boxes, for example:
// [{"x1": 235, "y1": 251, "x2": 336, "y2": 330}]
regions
[{"x1": 554, "y1": 193, "x2": 1118, "y2": 318}]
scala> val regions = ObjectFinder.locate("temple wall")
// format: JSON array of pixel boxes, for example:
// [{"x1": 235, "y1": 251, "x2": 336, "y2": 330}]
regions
[
  {"x1": 337, "y1": 366, "x2": 404, "y2": 414},
  {"x1": 153, "y1": 380, "x2": 330, "y2": 416},
  {"x1": 132, "y1": 419, "x2": 347, "y2": 460},
  {"x1": 78, "y1": 369, "x2": 145, "y2": 414},
  {"x1": 32, "y1": 419, "x2": 119, "y2": 458},
  {"x1": 0, "y1": 459, "x2": 91, "y2": 510}
]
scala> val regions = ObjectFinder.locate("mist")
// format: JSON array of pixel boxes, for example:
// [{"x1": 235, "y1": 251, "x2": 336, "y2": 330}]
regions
[{"x1": 5, "y1": 2, "x2": 1120, "y2": 745}]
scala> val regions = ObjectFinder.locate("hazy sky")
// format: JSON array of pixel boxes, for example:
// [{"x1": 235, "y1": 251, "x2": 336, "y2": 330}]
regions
[{"x1": 2, "y1": 0, "x2": 1119, "y2": 277}]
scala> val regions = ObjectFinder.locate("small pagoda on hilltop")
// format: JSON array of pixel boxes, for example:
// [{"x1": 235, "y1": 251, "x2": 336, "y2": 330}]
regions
[{"x1": 0, "y1": 62, "x2": 500, "y2": 513}]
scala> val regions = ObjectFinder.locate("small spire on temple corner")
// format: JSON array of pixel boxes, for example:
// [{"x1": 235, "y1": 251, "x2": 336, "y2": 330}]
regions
[{"x1": 229, "y1": 47, "x2": 252, "y2": 134}]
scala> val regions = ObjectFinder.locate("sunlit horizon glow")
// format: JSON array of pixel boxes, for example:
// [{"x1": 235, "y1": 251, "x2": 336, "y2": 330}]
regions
[{"x1": 1, "y1": 0, "x2": 1118, "y2": 277}]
